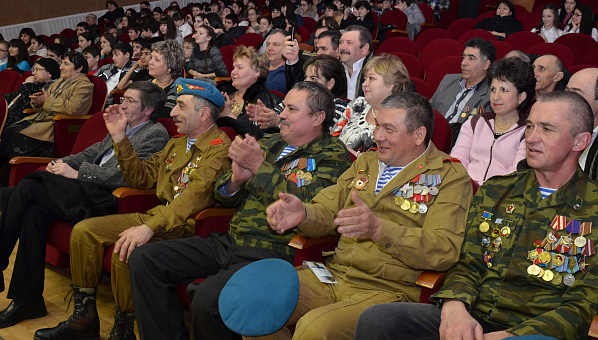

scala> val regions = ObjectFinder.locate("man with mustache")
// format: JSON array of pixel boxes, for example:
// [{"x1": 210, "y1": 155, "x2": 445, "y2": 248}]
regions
[
  {"x1": 339, "y1": 25, "x2": 373, "y2": 100},
  {"x1": 128, "y1": 81, "x2": 352, "y2": 340},
  {"x1": 430, "y1": 38, "x2": 495, "y2": 144},
  {"x1": 34, "y1": 78, "x2": 232, "y2": 340}
]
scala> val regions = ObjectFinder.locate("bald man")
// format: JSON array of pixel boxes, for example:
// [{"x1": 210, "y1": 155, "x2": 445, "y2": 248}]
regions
[
  {"x1": 533, "y1": 54, "x2": 564, "y2": 99},
  {"x1": 567, "y1": 68, "x2": 598, "y2": 180}
]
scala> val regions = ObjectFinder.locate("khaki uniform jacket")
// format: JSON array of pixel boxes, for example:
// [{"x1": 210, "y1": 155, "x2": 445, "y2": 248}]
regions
[
  {"x1": 22, "y1": 73, "x2": 93, "y2": 142},
  {"x1": 113, "y1": 125, "x2": 231, "y2": 236},
  {"x1": 298, "y1": 144, "x2": 473, "y2": 302}
]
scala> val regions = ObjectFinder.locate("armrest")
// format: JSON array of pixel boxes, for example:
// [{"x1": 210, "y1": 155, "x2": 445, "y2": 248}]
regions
[
  {"x1": 214, "y1": 77, "x2": 232, "y2": 84},
  {"x1": 192, "y1": 207, "x2": 237, "y2": 237},
  {"x1": 53, "y1": 114, "x2": 93, "y2": 121},
  {"x1": 421, "y1": 23, "x2": 435, "y2": 28},
  {"x1": 288, "y1": 234, "x2": 339, "y2": 250},
  {"x1": 191, "y1": 207, "x2": 237, "y2": 220},
  {"x1": 391, "y1": 29, "x2": 409, "y2": 34},
  {"x1": 112, "y1": 187, "x2": 157, "y2": 198},
  {"x1": 23, "y1": 108, "x2": 37, "y2": 115},
  {"x1": 416, "y1": 271, "x2": 447, "y2": 290},
  {"x1": 589, "y1": 315, "x2": 598, "y2": 338},
  {"x1": 110, "y1": 89, "x2": 125, "y2": 95},
  {"x1": 9, "y1": 156, "x2": 56, "y2": 165}
]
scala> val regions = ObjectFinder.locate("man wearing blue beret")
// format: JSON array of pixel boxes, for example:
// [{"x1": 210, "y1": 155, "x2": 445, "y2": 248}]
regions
[
  {"x1": 127, "y1": 81, "x2": 353, "y2": 340},
  {"x1": 34, "y1": 79, "x2": 232, "y2": 340}
]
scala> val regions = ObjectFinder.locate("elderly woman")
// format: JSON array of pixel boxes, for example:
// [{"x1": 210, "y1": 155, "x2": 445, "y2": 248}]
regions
[
  {"x1": 474, "y1": 0, "x2": 523, "y2": 39},
  {"x1": 148, "y1": 40, "x2": 185, "y2": 118},
  {"x1": 339, "y1": 54, "x2": 410, "y2": 155},
  {"x1": 187, "y1": 25, "x2": 228, "y2": 79},
  {"x1": 3, "y1": 58, "x2": 60, "y2": 126},
  {"x1": 0, "y1": 51, "x2": 93, "y2": 181},
  {"x1": 451, "y1": 58, "x2": 535, "y2": 185},
  {"x1": 219, "y1": 45, "x2": 282, "y2": 137},
  {"x1": 531, "y1": 4, "x2": 563, "y2": 43}
]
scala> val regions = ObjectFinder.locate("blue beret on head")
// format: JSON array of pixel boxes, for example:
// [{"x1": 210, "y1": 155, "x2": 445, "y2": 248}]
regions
[
  {"x1": 218, "y1": 259, "x2": 299, "y2": 336},
  {"x1": 173, "y1": 78, "x2": 224, "y2": 109}
]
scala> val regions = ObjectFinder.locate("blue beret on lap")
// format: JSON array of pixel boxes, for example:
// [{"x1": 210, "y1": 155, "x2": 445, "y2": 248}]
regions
[{"x1": 219, "y1": 259, "x2": 299, "y2": 336}]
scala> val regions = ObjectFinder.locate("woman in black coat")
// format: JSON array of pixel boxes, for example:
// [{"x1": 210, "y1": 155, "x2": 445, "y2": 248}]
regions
[{"x1": 474, "y1": 0, "x2": 523, "y2": 40}]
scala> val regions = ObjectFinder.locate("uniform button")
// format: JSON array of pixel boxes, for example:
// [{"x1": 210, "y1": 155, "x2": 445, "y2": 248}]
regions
[
  {"x1": 385, "y1": 243, "x2": 391, "y2": 248},
  {"x1": 574, "y1": 204, "x2": 581, "y2": 211}
]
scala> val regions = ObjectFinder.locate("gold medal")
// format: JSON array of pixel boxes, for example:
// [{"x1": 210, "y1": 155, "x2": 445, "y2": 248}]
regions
[
  {"x1": 479, "y1": 221, "x2": 490, "y2": 233},
  {"x1": 401, "y1": 200, "x2": 411, "y2": 210},
  {"x1": 551, "y1": 273, "x2": 563, "y2": 285},
  {"x1": 354, "y1": 177, "x2": 369, "y2": 190},
  {"x1": 542, "y1": 269, "x2": 554, "y2": 281},
  {"x1": 500, "y1": 226, "x2": 511, "y2": 238},
  {"x1": 491, "y1": 227, "x2": 500, "y2": 238},
  {"x1": 409, "y1": 202, "x2": 419, "y2": 213},
  {"x1": 506, "y1": 203, "x2": 515, "y2": 214},
  {"x1": 538, "y1": 251, "x2": 552, "y2": 264},
  {"x1": 527, "y1": 264, "x2": 540, "y2": 276},
  {"x1": 536, "y1": 267, "x2": 545, "y2": 277},
  {"x1": 296, "y1": 170, "x2": 305, "y2": 179},
  {"x1": 552, "y1": 254, "x2": 565, "y2": 267},
  {"x1": 304, "y1": 173, "x2": 312, "y2": 181},
  {"x1": 394, "y1": 196, "x2": 404, "y2": 206},
  {"x1": 574, "y1": 236, "x2": 586, "y2": 248}
]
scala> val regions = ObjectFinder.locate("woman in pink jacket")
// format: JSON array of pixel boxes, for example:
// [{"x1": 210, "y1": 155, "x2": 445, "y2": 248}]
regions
[{"x1": 451, "y1": 58, "x2": 535, "y2": 185}]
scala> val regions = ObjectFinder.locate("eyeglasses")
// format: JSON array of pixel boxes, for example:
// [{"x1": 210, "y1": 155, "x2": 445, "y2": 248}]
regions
[
  {"x1": 32, "y1": 67, "x2": 47, "y2": 73},
  {"x1": 573, "y1": 13, "x2": 581, "y2": 17},
  {"x1": 120, "y1": 96, "x2": 142, "y2": 104},
  {"x1": 0, "y1": 49, "x2": 7, "y2": 52}
]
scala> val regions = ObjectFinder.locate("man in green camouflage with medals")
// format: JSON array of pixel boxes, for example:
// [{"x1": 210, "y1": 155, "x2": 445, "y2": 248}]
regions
[
  {"x1": 354, "y1": 91, "x2": 598, "y2": 340},
  {"x1": 127, "y1": 81, "x2": 352, "y2": 340}
]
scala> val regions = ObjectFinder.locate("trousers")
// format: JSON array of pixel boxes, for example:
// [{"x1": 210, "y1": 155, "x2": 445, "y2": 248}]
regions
[
  {"x1": 245, "y1": 269, "x2": 402, "y2": 340},
  {"x1": 128, "y1": 233, "x2": 290, "y2": 340},
  {"x1": 69, "y1": 212, "x2": 190, "y2": 312}
]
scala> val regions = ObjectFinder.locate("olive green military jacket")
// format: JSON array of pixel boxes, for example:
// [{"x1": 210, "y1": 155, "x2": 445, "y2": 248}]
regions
[
  {"x1": 432, "y1": 166, "x2": 598, "y2": 339},
  {"x1": 215, "y1": 133, "x2": 352, "y2": 258},
  {"x1": 113, "y1": 125, "x2": 231, "y2": 236},
  {"x1": 298, "y1": 144, "x2": 473, "y2": 302}
]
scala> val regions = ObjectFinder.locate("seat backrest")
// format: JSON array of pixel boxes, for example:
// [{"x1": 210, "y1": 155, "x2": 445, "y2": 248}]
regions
[
  {"x1": 98, "y1": 57, "x2": 113, "y2": 68},
  {"x1": 410, "y1": 77, "x2": 434, "y2": 100},
  {"x1": 220, "y1": 45, "x2": 237, "y2": 76},
  {"x1": 302, "y1": 17, "x2": 317, "y2": 32},
  {"x1": 0, "y1": 98, "x2": 7, "y2": 137},
  {"x1": 420, "y1": 39, "x2": 464, "y2": 74},
  {"x1": 269, "y1": 89, "x2": 286, "y2": 99},
  {"x1": 390, "y1": 52, "x2": 424, "y2": 79},
  {"x1": 295, "y1": 25, "x2": 311, "y2": 43},
  {"x1": 568, "y1": 64, "x2": 597, "y2": 74},
  {"x1": 554, "y1": 33, "x2": 598, "y2": 65},
  {"x1": 0, "y1": 69, "x2": 22, "y2": 97},
  {"x1": 13, "y1": 71, "x2": 33, "y2": 92},
  {"x1": 118, "y1": 32, "x2": 131, "y2": 43},
  {"x1": 157, "y1": 118, "x2": 178, "y2": 137},
  {"x1": 518, "y1": 11, "x2": 541, "y2": 31},
  {"x1": 86, "y1": 75, "x2": 109, "y2": 114},
  {"x1": 376, "y1": 37, "x2": 419, "y2": 57},
  {"x1": 219, "y1": 126, "x2": 237, "y2": 141},
  {"x1": 447, "y1": 18, "x2": 478, "y2": 40},
  {"x1": 492, "y1": 40, "x2": 515, "y2": 59},
  {"x1": 418, "y1": 3, "x2": 435, "y2": 24},
  {"x1": 235, "y1": 33, "x2": 264, "y2": 48},
  {"x1": 513, "y1": 4, "x2": 528, "y2": 15},
  {"x1": 476, "y1": 11, "x2": 495, "y2": 21},
  {"x1": 379, "y1": 10, "x2": 408, "y2": 30},
  {"x1": 70, "y1": 111, "x2": 109, "y2": 154},
  {"x1": 432, "y1": 110, "x2": 452, "y2": 153},
  {"x1": 504, "y1": 31, "x2": 544, "y2": 53},
  {"x1": 457, "y1": 29, "x2": 497, "y2": 45},
  {"x1": 415, "y1": 28, "x2": 454, "y2": 52},
  {"x1": 582, "y1": 49, "x2": 598, "y2": 66},
  {"x1": 426, "y1": 56, "x2": 462, "y2": 91},
  {"x1": 526, "y1": 42, "x2": 575, "y2": 69},
  {"x1": 60, "y1": 28, "x2": 76, "y2": 39}
]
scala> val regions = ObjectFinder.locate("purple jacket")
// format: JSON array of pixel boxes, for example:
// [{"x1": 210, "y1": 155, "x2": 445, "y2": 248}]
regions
[{"x1": 450, "y1": 111, "x2": 526, "y2": 185}]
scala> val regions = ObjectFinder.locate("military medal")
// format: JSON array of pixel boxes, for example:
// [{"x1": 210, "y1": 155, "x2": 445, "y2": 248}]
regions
[
  {"x1": 400, "y1": 200, "x2": 411, "y2": 210},
  {"x1": 421, "y1": 186, "x2": 429, "y2": 196},
  {"x1": 491, "y1": 227, "x2": 500, "y2": 238},
  {"x1": 355, "y1": 177, "x2": 369, "y2": 190},
  {"x1": 413, "y1": 185, "x2": 423, "y2": 194},
  {"x1": 538, "y1": 251, "x2": 552, "y2": 264},
  {"x1": 551, "y1": 215, "x2": 567, "y2": 231},
  {"x1": 418, "y1": 203, "x2": 428, "y2": 214},
  {"x1": 481, "y1": 236, "x2": 491, "y2": 248},
  {"x1": 409, "y1": 202, "x2": 419, "y2": 214},
  {"x1": 542, "y1": 269, "x2": 554, "y2": 281},
  {"x1": 506, "y1": 203, "x2": 515, "y2": 214},
  {"x1": 483, "y1": 251, "x2": 494, "y2": 268},
  {"x1": 479, "y1": 211, "x2": 493, "y2": 233},
  {"x1": 428, "y1": 186, "x2": 439, "y2": 195},
  {"x1": 492, "y1": 237, "x2": 502, "y2": 252},
  {"x1": 304, "y1": 173, "x2": 312, "y2": 181},
  {"x1": 563, "y1": 273, "x2": 576, "y2": 286},
  {"x1": 394, "y1": 196, "x2": 404, "y2": 206},
  {"x1": 527, "y1": 264, "x2": 541, "y2": 276},
  {"x1": 552, "y1": 254, "x2": 565, "y2": 267},
  {"x1": 551, "y1": 273, "x2": 563, "y2": 285},
  {"x1": 296, "y1": 170, "x2": 304, "y2": 179}
]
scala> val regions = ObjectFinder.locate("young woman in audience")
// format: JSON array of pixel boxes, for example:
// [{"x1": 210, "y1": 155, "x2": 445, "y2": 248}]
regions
[
  {"x1": 219, "y1": 45, "x2": 282, "y2": 138},
  {"x1": 117, "y1": 15, "x2": 130, "y2": 34},
  {"x1": 450, "y1": 58, "x2": 535, "y2": 185},
  {"x1": 187, "y1": 25, "x2": 228, "y2": 79},
  {"x1": 221, "y1": 6, "x2": 233, "y2": 22},
  {"x1": 339, "y1": 54, "x2": 410, "y2": 156},
  {"x1": 252, "y1": 16, "x2": 272, "y2": 38},
  {"x1": 232, "y1": 1, "x2": 247, "y2": 22},
  {"x1": 6, "y1": 39, "x2": 31, "y2": 73},
  {"x1": 19, "y1": 28, "x2": 35, "y2": 49},
  {"x1": 564, "y1": 5, "x2": 598, "y2": 42},
  {"x1": 246, "y1": 8, "x2": 260, "y2": 31},
  {"x1": 148, "y1": 40, "x2": 185, "y2": 118},
  {"x1": 531, "y1": 4, "x2": 563, "y2": 43},
  {"x1": 559, "y1": 0, "x2": 576, "y2": 30},
  {"x1": 341, "y1": 0, "x2": 375, "y2": 32},
  {"x1": 152, "y1": 6, "x2": 164, "y2": 21},
  {"x1": 194, "y1": 14, "x2": 205, "y2": 32},
  {"x1": 474, "y1": 0, "x2": 523, "y2": 39},
  {"x1": 28, "y1": 36, "x2": 47, "y2": 57},
  {"x1": 300, "y1": 0, "x2": 319, "y2": 20},
  {"x1": 77, "y1": 32, "x2": 94, "y2": 52},
  {"x1": 99, "y1": 33, "x2": 116, "y2": 58},
  {"x1": 99, "y1": 0, "x2": 125, "y2": 23},
  {"x1": 159, "y1": 15, "x2": 184, "y2": 44}
]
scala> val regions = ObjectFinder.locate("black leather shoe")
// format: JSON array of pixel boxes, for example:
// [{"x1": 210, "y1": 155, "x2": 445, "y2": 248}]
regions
[{"x1": 0, "y1": 299, "x2": 47, "y2": 328}]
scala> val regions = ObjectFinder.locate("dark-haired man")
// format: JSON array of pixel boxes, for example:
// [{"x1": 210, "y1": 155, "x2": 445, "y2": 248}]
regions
[
  {"x1": 340, "y1": 25, "x2": 373, "y2": 100},
  {"x1": 356, "y1": 91, "x2": 598, "y2": 340},
  {"x1": 98, "y1": 42, "x2": 133, "y2": 105},
  {"x1": 430, "y1": 37, "x2": 495, "y2": 143},
  {"x1": 128, "y1": 81, "x2": 352, "y2": 340}
]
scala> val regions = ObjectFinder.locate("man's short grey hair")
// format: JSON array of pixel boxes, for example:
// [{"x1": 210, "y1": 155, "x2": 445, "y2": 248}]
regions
[
  {"x1": 344, "y1": 25, "x2": 372, "y2": 53},
  {"x1": 381, "y1": 92, "x2": 435, "y2": 144},
  {"x1": 537, "y1": 91, "x2": 593, "y2": 136},
  {"x1": 192, "y1": 96, "x2": 219, "y2": 123},
  {"x1": 126, "y1": 81, "x2": 167, "y2": 120},
  {"x1": 505, "y1": 49, "x2": 530, "y2": 63},
  {"x1": 291, "y1": 81, "x2": 335, "y2": 133}
]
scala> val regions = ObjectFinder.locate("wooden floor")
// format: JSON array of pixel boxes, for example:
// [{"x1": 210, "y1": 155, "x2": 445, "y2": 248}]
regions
[{"x1": 0, "y1": 242, "x2": 139, "y2": 340}]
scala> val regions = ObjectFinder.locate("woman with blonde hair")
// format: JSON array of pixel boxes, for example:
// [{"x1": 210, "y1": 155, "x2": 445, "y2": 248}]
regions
[{"x1": 339, "y1": 54, "x2": 410, "y2": 155}]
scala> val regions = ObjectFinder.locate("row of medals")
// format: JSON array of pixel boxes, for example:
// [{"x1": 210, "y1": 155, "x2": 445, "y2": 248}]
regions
[{"x1": 393, "y1": 183, "x2": 439, "y2": 214}]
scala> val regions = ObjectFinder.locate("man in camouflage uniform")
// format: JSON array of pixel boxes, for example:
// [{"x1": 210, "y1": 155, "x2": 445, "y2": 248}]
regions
[
  {"x1": 354, "y1": 91, "x2": 598, "y2": 340},
  {"x1": 34, "y1": 78, "x2": 232, "y2": 340},
  {"x1": 128, "y1": 81, "x2": 352, "y2": 340},
  {"x1": 257, "y1": 91, "x2": 473, "y2": 339}
]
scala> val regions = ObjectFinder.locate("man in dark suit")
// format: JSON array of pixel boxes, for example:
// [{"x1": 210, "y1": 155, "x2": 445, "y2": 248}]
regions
[
  {"x1": 0, "y1": 81, "x2": 170, "y2": 330},
  {"x1": 567, "y1": 68, "x2": 598, "y2": 180},
  {"x1": 339, "y1": 25, "x2": 372, "y2": 100},
  {"x1": 430, "y1": 38, "x2": 495, "y2": 144}
]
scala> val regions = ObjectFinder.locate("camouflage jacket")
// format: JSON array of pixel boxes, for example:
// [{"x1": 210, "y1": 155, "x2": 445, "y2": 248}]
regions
[
  {"x1": 432, "y1": 165, "x2": 598, "y2": 339},
  {"x1": 298, "y1": 144, "x2": 472, "y2": 301},
  {"x1": 215, "y1": 133, "x2": 352, "y2": 258}
]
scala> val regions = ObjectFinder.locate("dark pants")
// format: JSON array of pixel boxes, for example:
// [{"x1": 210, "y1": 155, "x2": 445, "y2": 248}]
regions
[
  {"x1": 129, "y1": 233, "x2": 292, "y2": 340},
  {"x1": 354, "y1": 302, "x2": 508, "y2": 340},
  {"x1": 0, "y1": 179, "x2": 60, "y2": 299}
]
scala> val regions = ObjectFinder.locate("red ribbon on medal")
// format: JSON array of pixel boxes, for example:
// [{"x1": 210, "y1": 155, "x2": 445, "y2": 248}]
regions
[{"x1": 551, "y1": 215, "x2": 566, "y2": 231}]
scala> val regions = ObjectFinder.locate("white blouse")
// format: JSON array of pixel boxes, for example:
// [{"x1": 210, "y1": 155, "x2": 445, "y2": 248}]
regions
[{"x1": 531, "y1": 26, "x2": 563, "y2": 43}]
